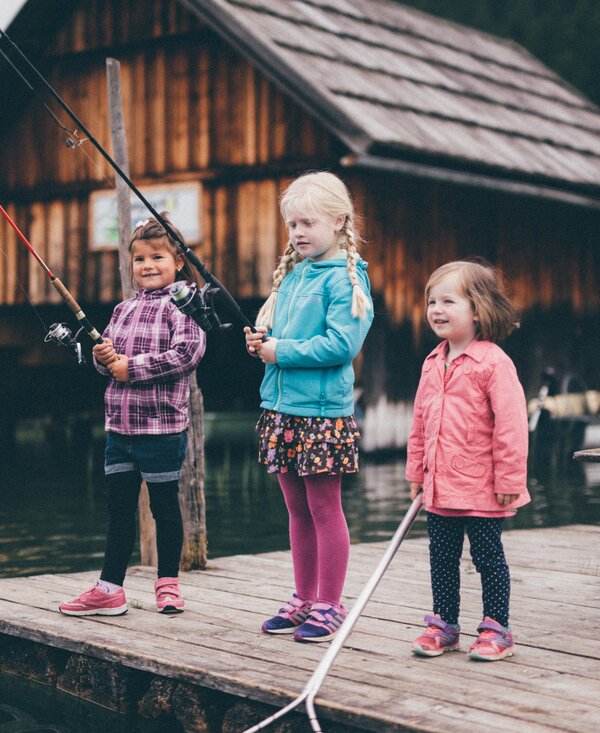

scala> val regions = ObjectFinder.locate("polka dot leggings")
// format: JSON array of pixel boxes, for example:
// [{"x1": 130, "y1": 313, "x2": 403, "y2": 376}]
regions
[{"x1": 427, "y1": 512, "x2": 510, "y2": 627}]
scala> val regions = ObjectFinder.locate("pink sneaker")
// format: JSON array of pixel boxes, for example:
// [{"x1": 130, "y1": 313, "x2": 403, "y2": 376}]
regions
[
  {"x1": 59, "y1": 585, "x2": 128, "y2": 616},
  {"x1": 155, "y1": 577, "x2": 184, "y2": 614},
  {"x1": 412, "y1": 614, "x2": 460, "y2": 657},
  {"x1": 469, "y1": 617, "x2": 514, "y2": 661}
]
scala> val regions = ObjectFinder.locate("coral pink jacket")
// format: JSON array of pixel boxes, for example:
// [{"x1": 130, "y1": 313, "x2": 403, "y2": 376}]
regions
[{"x1": 406, "y1": 339, "x2": 530, "y2": 513}]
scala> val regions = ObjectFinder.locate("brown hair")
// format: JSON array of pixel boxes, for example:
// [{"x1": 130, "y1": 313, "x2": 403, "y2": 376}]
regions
[
  {"x1": 129, "y1": 212, "x2": 200, "y2": 289},
  {"x1": 255, "y1": 171, "x2": 371, "y2": 328},
  {"x1": 425, "y1": 259, "x2": 519, "y2": 342}
]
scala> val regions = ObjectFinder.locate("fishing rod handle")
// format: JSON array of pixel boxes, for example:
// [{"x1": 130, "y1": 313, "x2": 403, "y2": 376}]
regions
[{"x1": 51, "y1": 278, "x2": 103, "y2": 344}]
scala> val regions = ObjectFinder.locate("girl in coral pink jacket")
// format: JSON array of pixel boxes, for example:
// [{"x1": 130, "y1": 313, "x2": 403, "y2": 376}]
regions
[{"x1": 406, "y1": 260, "x2": 530, "y2": 662}]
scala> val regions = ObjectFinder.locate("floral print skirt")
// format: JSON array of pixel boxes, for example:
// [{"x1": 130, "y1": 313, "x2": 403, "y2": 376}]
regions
[{"x1": 256, "y1": 410, "x2": 360, "y2": 476}]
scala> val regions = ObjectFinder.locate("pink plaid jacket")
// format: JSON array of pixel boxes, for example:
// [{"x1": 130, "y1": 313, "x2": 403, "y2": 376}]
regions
[{"x1": 95, "y1": 287, "x2": 205, "y2": 435}]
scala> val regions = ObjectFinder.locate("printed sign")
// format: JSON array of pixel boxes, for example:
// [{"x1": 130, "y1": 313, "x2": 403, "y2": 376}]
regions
[{"x1": 89, "y1": 182, "x2": 202, "y2": 249}]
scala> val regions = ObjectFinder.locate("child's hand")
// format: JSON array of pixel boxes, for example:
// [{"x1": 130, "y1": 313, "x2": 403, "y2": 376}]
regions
[
  {"x1": 244, "y1": 326, "x2": 268, "y2": 354},
  {"x1": 93, "y1": 339, "x2": 117, "y2": 366},
  {"x1": 257, "y1": 337, "x2": 278, "y2": 364},
  {"x1": 409, "y1": 482, "x2": 422, "y2": 501},
  {"x1": 109, "y1": 355, "x2": 130, "y2": 382},
  {"x1": 496, "y1": 493, "x2": 519, "y2": 506}
]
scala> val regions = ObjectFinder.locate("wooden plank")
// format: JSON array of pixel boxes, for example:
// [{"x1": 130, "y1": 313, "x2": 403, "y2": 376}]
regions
[
  {"x1": 27, "y1": 203, "x2": 46, "y2": 304},
  {"x1": 166, "y1": 50, "x2": 191, "y2": 171},
  {"x1": 47, "y1": 201, "x2": 65, "y2": 304}
]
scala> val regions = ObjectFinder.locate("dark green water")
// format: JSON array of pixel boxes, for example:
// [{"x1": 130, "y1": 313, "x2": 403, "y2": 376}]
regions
[{"x1": 1, "y1": 413, "x2": 599, "y2": 578}]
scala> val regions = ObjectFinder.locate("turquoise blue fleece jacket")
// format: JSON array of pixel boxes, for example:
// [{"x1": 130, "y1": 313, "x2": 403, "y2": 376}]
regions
[{"x1": 260, "y1": 255, "x2": 373, "y2": 417}]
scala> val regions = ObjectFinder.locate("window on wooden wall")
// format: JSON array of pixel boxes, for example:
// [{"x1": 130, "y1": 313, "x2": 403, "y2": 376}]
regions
[{"x1": 89, "y1": 181, "x2": 202, "y2": 249}]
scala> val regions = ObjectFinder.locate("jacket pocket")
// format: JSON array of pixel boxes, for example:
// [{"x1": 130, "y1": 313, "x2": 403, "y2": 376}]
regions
[{"x1": 451, "y1": 454, "x2": 486, "y2": 478}]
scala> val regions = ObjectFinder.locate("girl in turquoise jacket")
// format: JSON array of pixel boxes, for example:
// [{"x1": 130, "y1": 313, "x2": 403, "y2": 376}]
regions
[{"x1": 245, "y1": 171, "x2": 373, "y2": 642}]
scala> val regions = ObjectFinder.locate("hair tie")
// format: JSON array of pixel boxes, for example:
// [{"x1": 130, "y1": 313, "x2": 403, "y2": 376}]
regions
[{"x1": 134, "y1": 218, "x2": 151, "y2": 229}]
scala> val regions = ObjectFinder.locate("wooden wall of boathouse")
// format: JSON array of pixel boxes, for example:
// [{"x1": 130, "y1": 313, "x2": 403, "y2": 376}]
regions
[{"x1": 0, "y1": 0, "x2": 599, "y2": 450}]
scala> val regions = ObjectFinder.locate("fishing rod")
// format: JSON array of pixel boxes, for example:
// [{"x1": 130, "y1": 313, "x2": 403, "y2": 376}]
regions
[
  {"x1": 0, "y1": 204, "x2": 103, "y2": 364},
  {"x1": 0, "y1": 27, "x2": 256, "y2": 334}
]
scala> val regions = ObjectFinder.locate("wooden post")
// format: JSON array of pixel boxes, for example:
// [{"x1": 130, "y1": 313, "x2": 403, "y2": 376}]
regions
[
  {"x1": 106, "y1": 58, "x2": 207, "y2": 571},
  {"x1": 106, "y1": 57, "x2": 157, "y2": 569},
  {"x1": 179, "y1": 372, "x2": 207, "y2": 569}
]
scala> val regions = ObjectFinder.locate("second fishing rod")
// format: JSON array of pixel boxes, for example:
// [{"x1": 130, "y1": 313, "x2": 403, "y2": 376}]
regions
[{"x1": 0, "y1": 26, "x2": 256, "y2": 335}]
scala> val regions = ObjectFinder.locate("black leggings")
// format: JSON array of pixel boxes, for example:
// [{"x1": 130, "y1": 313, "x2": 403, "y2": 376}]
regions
[
  {"x1": 100, "y1": 471, "x2": 183, "y2": 586},
  {"x1": 427, "y1": 512, "x2": 510, "y2": 627}
]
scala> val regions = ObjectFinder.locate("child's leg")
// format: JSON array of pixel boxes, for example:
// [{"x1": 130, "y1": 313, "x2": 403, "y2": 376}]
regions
[
  {"x1": 466, "y1": 517, "x2": 510, "y2": 627},
  {"x1": 427, "y1": 512, "x2": 465, "y2": 625},
  {"x1": 304, "y1": 473, "x2": 348, "y2": 605},
  {"x1": 147, "y1": 480, "x2": 183, "y2": 579},
  {"x1": 278, "y1": 472, "x2": 318, "y2": 600},
  {"x1": 100, "y1": 471, "x2": 142, "y2": 586}
]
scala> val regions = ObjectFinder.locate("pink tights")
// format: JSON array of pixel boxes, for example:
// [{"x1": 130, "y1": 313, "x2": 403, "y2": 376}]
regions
[{"x1": 277, "y1": 472, "x2": 350, "y2": 605}]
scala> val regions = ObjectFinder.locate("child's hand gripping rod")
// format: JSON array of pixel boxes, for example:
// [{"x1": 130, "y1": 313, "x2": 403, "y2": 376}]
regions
[
  {"x1": 243, "y1": 493, "x2": 424, "y2": 733},
  {"x1": 0, "y1": 204, "x2": 103, "y2": 362}
]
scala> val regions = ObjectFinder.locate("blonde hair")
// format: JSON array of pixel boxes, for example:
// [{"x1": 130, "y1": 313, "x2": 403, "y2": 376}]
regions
[
  {"x1": 256, "y1": 171, "x2": 371, "y2": 328},
  {"x1": 425, "y1": 259, "x2": 519, "y2": 342},
  {"x1": 129, "y1": 212, "x2": 200, "y2": 290}
]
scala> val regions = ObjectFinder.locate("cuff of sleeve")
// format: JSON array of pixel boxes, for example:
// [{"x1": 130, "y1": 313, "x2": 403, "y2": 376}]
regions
[
  {"x1": 127, "y1": 354, "x2": 146, "y2": 383},
  {"x1": 275, "y1": 340, "x2": 290, "y2": 366}
]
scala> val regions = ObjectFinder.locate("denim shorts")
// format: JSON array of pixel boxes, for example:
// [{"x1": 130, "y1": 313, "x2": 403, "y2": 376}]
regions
[{"x1": 104, "y1": 431, "x2": 188, "y2": 483}]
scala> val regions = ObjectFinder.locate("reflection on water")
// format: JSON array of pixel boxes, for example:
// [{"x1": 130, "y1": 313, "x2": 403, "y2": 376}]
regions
[{"x1": 0, "y1": 414, "x2": 599, "y2": 578}]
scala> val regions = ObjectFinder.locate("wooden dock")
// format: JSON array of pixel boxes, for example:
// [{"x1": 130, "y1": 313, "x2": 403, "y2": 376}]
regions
[{"x1": 0, "y1": 525, "x2": 599, "y2": 732}]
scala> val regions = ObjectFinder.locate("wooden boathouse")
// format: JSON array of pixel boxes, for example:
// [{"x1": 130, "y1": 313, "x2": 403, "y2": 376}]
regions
[
  {"x1": 1, "y1": 0, "x2": 600, "y2": 449},
  {"x1": 0, "y1": 525, "x2": 599, "y2": 732}
]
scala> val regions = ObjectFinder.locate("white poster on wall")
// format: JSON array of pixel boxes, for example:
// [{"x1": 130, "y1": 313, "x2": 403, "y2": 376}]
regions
[{"x1": 89, "y1": 181, "x2": 202, "y2": 249}]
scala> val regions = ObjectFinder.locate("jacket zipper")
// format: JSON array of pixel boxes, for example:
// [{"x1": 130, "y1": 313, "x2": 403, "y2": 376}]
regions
[
  {"x1": 274, "y1": 267, "x2": 307, "y2": 411},
  {"x1": 121, "y1": 297, "x2": 145, "y2": 433}
]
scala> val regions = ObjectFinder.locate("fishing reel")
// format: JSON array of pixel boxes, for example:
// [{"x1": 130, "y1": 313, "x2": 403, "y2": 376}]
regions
[
  {"x1": 169, "y1": 282, "x2": 232, "y2": 333},
  {"x1": 44, "y1": 323, "x2": 85, "y2": 364}
]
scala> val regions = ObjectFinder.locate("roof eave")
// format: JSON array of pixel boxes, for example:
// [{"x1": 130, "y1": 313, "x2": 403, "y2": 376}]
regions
[{"x1": 341, "y1": 153, "x2": 600, "y2": 210}]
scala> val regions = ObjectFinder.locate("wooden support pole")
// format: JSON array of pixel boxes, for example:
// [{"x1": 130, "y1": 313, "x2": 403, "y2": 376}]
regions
[{"x1": 106, "y1": 57, "x2": 158, "y2": 570}]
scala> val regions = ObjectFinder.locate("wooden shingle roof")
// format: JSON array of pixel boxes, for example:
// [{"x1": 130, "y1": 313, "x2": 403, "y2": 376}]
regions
[{"x1": 184, "y1": 0, "x2": 600, "y2": 203}]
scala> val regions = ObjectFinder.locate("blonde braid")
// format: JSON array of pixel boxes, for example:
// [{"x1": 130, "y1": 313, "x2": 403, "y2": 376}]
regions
[
  {"x1": 343, "y1": 220, "x2": 371, "y2": 319},
  {"x1": 255, "y1": 241, "x2": 299, "y2": 328}
]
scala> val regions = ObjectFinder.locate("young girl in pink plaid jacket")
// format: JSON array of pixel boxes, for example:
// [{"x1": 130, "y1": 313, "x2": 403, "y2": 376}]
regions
[{"x1": 60, "y1": 215, "x2": 205, "y2": 618}]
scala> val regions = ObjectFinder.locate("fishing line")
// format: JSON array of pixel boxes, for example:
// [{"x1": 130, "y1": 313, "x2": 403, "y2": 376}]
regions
[
  {"x1": 0, "y1": 204, "x2": 104, "y2": 364},
  {"x1": 0, "y1": 44, "x2": 114, "y2": 190},
  {"x1": 0, "y1": 243, "x2": 49, "y2": 334},
  {"x1": 0, "y1": 27, "x2": 258, "y2": 333}
]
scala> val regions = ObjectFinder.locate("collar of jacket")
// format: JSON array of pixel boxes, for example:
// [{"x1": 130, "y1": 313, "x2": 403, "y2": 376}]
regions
[
  {"x1": 294, "y1": 253, "x2": 369, "y2": 277},
  {"x1": 134, "y1": 286, "x2": 173, "y2": 299},
  {"x1": 426, "y1": 338, "x2": 491, "y2": 364}
]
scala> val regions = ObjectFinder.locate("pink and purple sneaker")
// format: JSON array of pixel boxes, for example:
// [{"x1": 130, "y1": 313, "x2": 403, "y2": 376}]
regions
[
  {"x1": 155, "y1": 577, "x2": 185, "y2": 614},
  {"x1": 412, "y1": 614, "x2": 460, "y2": 657},
  {"x1": 262, "y1": 594, "x2": 313, "y2": 634},
  {"x1": 292, "y1": 601, "x2": 347, "y2": 642},
  {"x1": 469, "y1": 617, "x2": 514, "y2": 661},
  {"x1": 59, "y1": 585, "x2": 128, "y2": 616}
]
